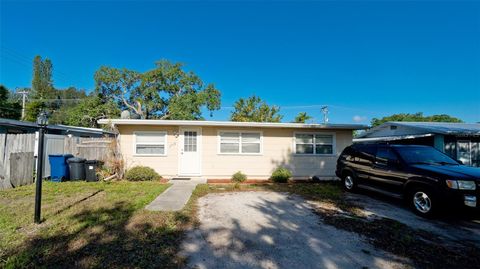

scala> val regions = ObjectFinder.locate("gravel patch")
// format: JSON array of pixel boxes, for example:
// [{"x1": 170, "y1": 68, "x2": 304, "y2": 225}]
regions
[{"x1": 181, "y1": 191, "x2": 411, "y2": 269}]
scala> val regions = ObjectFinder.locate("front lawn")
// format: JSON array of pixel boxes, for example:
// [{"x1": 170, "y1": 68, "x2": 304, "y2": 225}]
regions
[
  {"x1": 3, "y1": 181, "x2": 475, "y2": 269},
  {"x1": 1, "y1": 181, "x2": 345, "y2": 268},
  {"x1": 0, "y1": 181, "x2": 184, "y2": 268}
]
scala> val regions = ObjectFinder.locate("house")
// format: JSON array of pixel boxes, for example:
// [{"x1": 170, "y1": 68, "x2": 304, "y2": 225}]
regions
[
  {"x1": 354, "y1": 122, "x2": 480, "y2": 167},
  {"x1": 98, "y1": 119, "x2": 366, "y2": 180}
]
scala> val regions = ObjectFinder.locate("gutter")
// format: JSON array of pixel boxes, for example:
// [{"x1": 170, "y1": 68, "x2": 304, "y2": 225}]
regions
[
  {"x1": 353, "y1": 133, "x2": 435, "y2": 143},
  {"x1": 97, "y1": 119, "x2": 368, "y2": 130}
]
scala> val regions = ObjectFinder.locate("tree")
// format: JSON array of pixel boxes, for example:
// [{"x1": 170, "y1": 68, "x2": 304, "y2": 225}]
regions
[
  {"x1": 59, "y1": 94, "x2": 120, "y2": 128},
  {"x1": 25, "y1": 55, "x2": 56, "y2": 121},
  {"x1": 371, "y1": 112, "x2": 463, "y2": 127},
  {"x1": 293, "y1": 112, "x2": 312, "y2": 123},
  {"x1": 24, "y1": 100, "x2": 47, "y2": 122},
  {"x1": 94, "y1": 60, "x2": 221, "y2": 120},
  {"x1": 31, "y1": 55, "x2": 54, "y2": 99},
  {"x1": 230, "y1": 95, "x2": 283, "y2": 122},
  {"x1": 0, "y1": 85, "x2": 22, "y2": 120}
]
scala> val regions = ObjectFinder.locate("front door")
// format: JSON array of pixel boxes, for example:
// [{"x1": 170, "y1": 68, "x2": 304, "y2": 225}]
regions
[
  {"x1": 179, "y1": 127, "x2": 201, "y2": 176},
  {"x1": 457, "y1": 140, "x2": 471, "y2": 166}
]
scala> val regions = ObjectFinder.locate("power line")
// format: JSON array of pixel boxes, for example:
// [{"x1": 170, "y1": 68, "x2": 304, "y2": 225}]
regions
[
  {"x1": 220, "y1": 104, "x2": 371, "y2": 112},
  {"x1": 0, "y1": 45, "x2": 72, "y2": 84}
]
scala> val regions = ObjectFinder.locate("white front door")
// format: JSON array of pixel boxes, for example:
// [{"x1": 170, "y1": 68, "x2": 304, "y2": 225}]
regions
[{"x1": 179, "y1": 127, "x2": 201, "y2": 176}]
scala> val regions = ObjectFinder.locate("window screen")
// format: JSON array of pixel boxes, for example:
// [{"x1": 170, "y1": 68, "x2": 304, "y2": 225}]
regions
[
  {"x1": 135, "y1": 132, "x2": 166, "y2": 155},
  {"x1": 295, "y1": 133, "x2": 334, "y2": 155},
  {"x1": 219, "y1": 132, "x2": 261, "y2": 154}
]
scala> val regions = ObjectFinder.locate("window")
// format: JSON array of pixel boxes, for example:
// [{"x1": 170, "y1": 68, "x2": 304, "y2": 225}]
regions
[
  {"x1": 184, "y1": 131, "x2": 197, "y2": 152},
  {"x1": 219, "y1": 131, "x2": 261, "y2": 154},
  {"x1": 396, "y1": 146, "x2": 458, "y2": 165},
  {"x1": 134, "y1": 132, "x2": 167, "y2": 155},
  {"x1": 376, "y1": 147, "x2": 398, "y2": 166},
  {"x1": 295, "y1": 133, "x2": 334, "y2": 155}
]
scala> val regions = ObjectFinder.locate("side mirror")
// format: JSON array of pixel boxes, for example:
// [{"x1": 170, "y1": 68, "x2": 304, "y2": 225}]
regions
[{"x1": 457, "y1": 160, "x2": 463, "y2": 165}]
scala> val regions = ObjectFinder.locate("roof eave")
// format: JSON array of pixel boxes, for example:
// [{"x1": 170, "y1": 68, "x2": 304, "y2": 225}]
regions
[{"x1": 97, "y1": 119, "x2": 367, "y2": 130}]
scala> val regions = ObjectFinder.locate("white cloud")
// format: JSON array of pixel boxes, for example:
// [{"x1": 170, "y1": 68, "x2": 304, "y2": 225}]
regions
[{"x1": 353, "y1": 115, "x2": 367, "y2": 123}]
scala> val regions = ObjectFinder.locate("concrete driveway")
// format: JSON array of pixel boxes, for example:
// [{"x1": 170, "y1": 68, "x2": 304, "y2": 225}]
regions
[{"x1": 181, "y1": 191, "x2": 411, "y2": 269}]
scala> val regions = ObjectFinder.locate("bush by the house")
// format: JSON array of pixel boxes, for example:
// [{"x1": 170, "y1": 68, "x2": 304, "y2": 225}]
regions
[
  {"x1": 270, "y1": 167, "x2": 292, "y2": 183},
  {"x1": 125, "y1": 166, "x2": 161, "y2": 181},
  {"x1": 231, "y1": 171, "x2": 247, "y2": 183}
]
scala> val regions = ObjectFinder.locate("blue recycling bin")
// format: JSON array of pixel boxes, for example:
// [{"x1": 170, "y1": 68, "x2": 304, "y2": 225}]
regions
[{"x1": 49, "y1": 154, "x2": 74, "y2": 182}]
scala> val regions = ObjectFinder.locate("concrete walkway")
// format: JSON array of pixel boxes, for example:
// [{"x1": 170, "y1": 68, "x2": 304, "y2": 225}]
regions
[{"x1": 145, "y1": 178, "x2": 206, "y2": 211}]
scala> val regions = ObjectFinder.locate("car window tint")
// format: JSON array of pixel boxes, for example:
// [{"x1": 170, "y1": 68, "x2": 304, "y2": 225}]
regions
[
  {"x1": 356, "y1": 144, "x2": 376, "y2": 163},
  {"x1": 396, "y1": 146, "x2": 458, "y2": 165},
  {"x1": 376, "y1": 147, "x2": 398, "y2": 165}
]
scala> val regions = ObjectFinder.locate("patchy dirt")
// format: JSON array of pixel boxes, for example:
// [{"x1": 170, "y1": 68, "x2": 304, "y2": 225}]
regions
[
  {"x1": 181, "y1": 191, "x2": 412, "y2": 269},
  {"x1": 345, "y1": 192, "x2": 480, "y2": 246},
  {"x1": 309, "y1": 192, "x2": 480, "y2": 269}
]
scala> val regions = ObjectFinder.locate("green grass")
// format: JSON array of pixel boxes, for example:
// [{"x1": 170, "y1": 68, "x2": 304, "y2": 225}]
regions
[
  {"x1": 0, "y1": 181, "x2": 347, "y2": 268},
  {"x1": 195, "y1": 182, "x2": 346, "y2": 204},
  {"x1": 0, "y1": 181, "x2": 173, "y2": 268}
]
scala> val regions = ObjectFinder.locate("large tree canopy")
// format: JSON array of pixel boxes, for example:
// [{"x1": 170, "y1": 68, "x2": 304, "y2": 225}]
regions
[
  {"x1": 230, "y1": 95, "x2": 283, "y2": 122},
  {"x1": 94, "y1": 60, "x2": 221, "y2": 120},
  {"x1": 59, "y1": 94, "x2": 120, "y2": 128},
  {"x1": 371, "y1": 112, "x2": 463, "y2": 127}
]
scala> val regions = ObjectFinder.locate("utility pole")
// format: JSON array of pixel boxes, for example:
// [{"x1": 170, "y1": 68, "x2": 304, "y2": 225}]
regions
[
  {"x1": 17, "y1": 88, "x2": 29, "y2": 120},
  {"x1": 321, "y1": 106, "x2": 329, "y2": 124}
]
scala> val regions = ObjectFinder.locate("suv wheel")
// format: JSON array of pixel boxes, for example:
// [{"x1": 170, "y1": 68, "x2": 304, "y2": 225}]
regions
[
  {"x1": 410, "y1": 188, "x2": 437, "y2": 217},
  {"x1": 342, "y1": 173, "x2": 357, "y2": 192}
]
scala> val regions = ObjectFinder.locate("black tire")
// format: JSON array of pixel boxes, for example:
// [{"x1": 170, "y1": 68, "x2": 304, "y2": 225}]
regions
[
  {"x1": 342, "y1": 172, "x2": 357, "y2": 192},
  {"x1": 408, "y1": 187, "x2": 439, "y2": 218}
]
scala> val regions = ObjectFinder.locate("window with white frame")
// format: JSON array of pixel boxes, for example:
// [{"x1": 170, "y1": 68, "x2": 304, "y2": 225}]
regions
[
  {"x1": 135, "y1": 132, "x2": 167, "y2": 155},
  {"x1": 219, "y1": 132, "x2": 261, "y2": 154},
  {"x1": 295, "y1": 133, "x2": 334, "y2": 155}
]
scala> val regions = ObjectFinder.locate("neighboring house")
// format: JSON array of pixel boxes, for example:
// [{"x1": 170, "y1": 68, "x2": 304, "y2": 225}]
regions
[
  {"x1": 0, "y1": 118, "x2": 116, "y2": 181},
  {"x1": 98, "y1": 119, "x2": 366, "y2": 180},
  {"x1": 0, "y1": 118, "x2": 115, "y2": 137},
  {"x1": 354, "y1": 122, "x2": 480, "y2": 167}
]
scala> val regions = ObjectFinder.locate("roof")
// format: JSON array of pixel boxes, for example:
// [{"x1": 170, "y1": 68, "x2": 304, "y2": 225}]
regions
[
  {"x1": 0, "y1": 118, "x2": 115, "y2": 136},
  {"x1": 97, "y1": 119, "x2": 367, "y2": 130},
  {"x1": 356, "y1": 121, "x2": 480, "y2": 139},
  {"x1": 389, "y1": 122, "x2": 480, "y2": 135}
]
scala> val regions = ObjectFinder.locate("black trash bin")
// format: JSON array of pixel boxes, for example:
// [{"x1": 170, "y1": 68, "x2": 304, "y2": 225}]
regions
[
  {"x1": 67, "y1": 157, "x2": 86, "y2": 180},
  {"x1": 85, "y1": 160, "x2": 102, "y2": 182}
]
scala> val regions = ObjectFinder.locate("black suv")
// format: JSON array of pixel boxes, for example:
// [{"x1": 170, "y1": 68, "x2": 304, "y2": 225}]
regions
[{"x1": 336, "y1": 144, "x2": 480, "y2": 217}]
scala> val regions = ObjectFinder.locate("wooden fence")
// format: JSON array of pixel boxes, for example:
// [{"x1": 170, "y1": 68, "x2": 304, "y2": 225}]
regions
[
  {"x1": 0, "y1": 133, "x2": 114, "y2": 190},
  {"x1": 0, "y1": 133, "x2": 36, "y2": 190}
]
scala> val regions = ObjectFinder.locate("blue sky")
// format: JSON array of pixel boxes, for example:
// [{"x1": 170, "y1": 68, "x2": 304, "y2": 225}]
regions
[{"x1": 1, "y1": 1, "x2": 479, "y2": 124}]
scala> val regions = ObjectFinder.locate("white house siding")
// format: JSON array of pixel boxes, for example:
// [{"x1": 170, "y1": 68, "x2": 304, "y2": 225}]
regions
[{"x1": 118, "y1": 125, "x2": 353, "y2": 180}]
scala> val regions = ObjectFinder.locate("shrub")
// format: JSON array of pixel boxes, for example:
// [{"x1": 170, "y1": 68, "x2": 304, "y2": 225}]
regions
[
  {"x1": 270, "y1": 167, "x2": 292, "y2": 183},
  {"x1": 231, "y1": 171, "x2": 247, "y2": 183},
  {"x1": 125, "y1": 166, "x2": 161, "y2": 181}
]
